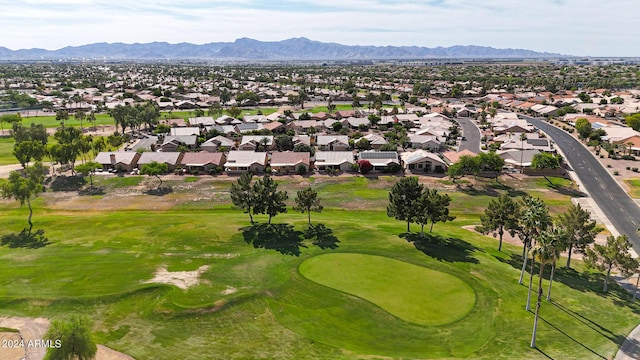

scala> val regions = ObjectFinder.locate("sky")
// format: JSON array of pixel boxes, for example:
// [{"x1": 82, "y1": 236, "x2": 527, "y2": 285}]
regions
[{"x1": 0, "y1": 0, "x2": 638, "y2": 57}]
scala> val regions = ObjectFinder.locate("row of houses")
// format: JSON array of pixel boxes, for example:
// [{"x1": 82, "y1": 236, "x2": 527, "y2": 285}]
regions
[{"x1": 94, "y1": 149, "x2": 459, "y2": 175}]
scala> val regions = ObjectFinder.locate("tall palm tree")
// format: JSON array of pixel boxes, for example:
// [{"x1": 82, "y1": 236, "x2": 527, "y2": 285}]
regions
[
  {"x1": 519, "y1": 133, "x2": 528, "y2": 173},
  {"x1": 544, "y1": 227, "x2": 566, "y2": 301},
  {"x1": 531, "y1": 230, "x2": 559, "y2": 348}
]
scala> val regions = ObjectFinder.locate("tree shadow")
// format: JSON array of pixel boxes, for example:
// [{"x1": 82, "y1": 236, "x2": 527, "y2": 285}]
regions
[
  {"x1": 50, "y1": 175, "x2": 86, "y2": 192},
  {"x1": 550, "y1": 300, "x2": 624, "y2": 343},
  {"x1": 400, "y1": 232, "x2": 479, "y2": 263},
  {"x1": 0, "y1": 228, "x2": 49, "y2": 248},
  {"x1": 548, "y1": 183, "x2": 587, "y2": 197},
  {"x1": 539, "y1": 315, "x2": 607, "y2": 359},
  {"x1": 77, "y1": 186, "x2": 106, "y2": 196},
  {"x1": 616, "y1": 337, "x2": 640, "y2": 360},
  {"x1": 303, "y1": 223, "x2": 340, "y2": 250},
  {"x1": 241, "y1": 223, "x2": 306, "y2": 256},
  {"x1": 498, "y1": 253, "x2": 635, "y2": 302},
  {"x1": 144, "y1": 187, "x2": 173, "y2": 196}
]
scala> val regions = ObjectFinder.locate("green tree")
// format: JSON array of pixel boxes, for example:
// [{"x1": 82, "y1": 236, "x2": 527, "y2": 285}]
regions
[
  {"x1": 531, "y1": 152, "x2": 562, "y2": 184},
  {"x1": 13, "y1": 140, "x2": 46, "y2": 168},
  {"x1": 230, "y1": 172, "x2": 256, "y2": 224},
  {"x1": 556, "y1": 203, "x2": 602, "y2": 269},
  {"x1": 293, "y1": 187, "x2": 323, "y2": 226},
  {"x1": 518, "y1": 195, "x2": 551, "y2": 305},
  {"x1": 585, "y1": 235, "x2": 638, "y2": 292},
  {"x1": 574, "y1": 118, "x2": 592, "y2": 139},
  {"x1": 446, "y1": 155, "x2": 480, "y2": 183},
  {"x1": 208, "y1": 102, "x2": 223, "y2": 117},
  {"x1": 0, "y1": 113, "x2": 21, "y2": 134},
  {"x1": 477, "y1": 151, "x2": 505, "y2": 181},
  {"x1": 52, "y1": 126, "x2": 83, "y2": 172},
  {"x1": 530, "y1": 229, "x2": 562, "y2": 349},
  {"x1": 252, "y1": 175, "x2": 288, "y2": 224},
  {"x1": 74, "y1": 161, "x2": 102, "y2": 188},
  {"x1": 55, "y1": 109, "x2": 69, "y2": 127},
  {"x1": 140, "y1": 161, "x2": 169, "y2": 190},
  {"x1": 477, "y1": 195, "x2": 521, "y2": 251},
  {"x1": 627, "y1": 114, "x2": 640, "y2": 131},
  {"x1": 387, "y1": 177, "x2": 424, "y2": 232},
  {"x1": 416, "y1": 188, "x2": 455, "y2": 233},
  {"x1": 275, "y1": 135, "x2": 294, "y2": 151},
  {"x1": 75, "y1": 109, "x2": 86, "y2": 132},
  {"x1": 2, "y1": 162, "x2": 46, "y2": 233},
  {"x1": 44, "y1": 315, "x2": 97, "y2": 360},
  {"x1": 227, "y1": 106, "x2": 242, "y2": 119}
]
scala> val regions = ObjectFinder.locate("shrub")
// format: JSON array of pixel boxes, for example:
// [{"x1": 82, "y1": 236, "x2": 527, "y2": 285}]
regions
[
  {"x1": 614, "y1": 170, "x2": 619, "y2": 175},
  {"x1": 607, "y1": 164, "x2": 612, "y2": 168},
  {"x1": 633, "y1": 167, "x2": 638, "y2": 172},
  {"x1": 627, "y1": 166, "x2": 631, "y2": 170},
  {"x1": 357, "y1": 160, "x2": 373, "y2": 175},
  {"x1": 621, "y1": 155, "x2": 636, "y2": 161},
  {"x1": 296, "y1": 164, "x2": 307, "y2": 175}
]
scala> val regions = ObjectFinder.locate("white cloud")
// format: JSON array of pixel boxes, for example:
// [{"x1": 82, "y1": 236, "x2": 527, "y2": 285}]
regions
[{"x1": 0, "y1": 0, "x2": 638, "y2": 56}]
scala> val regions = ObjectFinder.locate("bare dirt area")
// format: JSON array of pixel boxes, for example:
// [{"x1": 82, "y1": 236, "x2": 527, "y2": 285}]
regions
[
  {"x1": 0, "y1": 317, "x2": 133, "y2": 360},
  {"x1": 144, "y1": 265, "x2": 211, "y2": 290}
]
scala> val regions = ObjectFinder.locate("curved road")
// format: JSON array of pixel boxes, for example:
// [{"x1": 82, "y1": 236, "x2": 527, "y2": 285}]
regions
[
  {"x1": 523, "y1": 116, "x2": 640, "y2": 249},
  {"x1": 454, "y1": 117, "x2": 482, "y2": 153}
]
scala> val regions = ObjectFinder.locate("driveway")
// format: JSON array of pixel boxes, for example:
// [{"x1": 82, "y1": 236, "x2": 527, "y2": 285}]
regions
[
  {"x1": 454, "y1": 117, "x2": 481, "y2": 153},
  {"x1": 523, "y1": 116, "x2": 640, "y2": 250}
]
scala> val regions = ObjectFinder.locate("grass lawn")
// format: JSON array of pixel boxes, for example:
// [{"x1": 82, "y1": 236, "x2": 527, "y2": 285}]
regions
[
  {"x1": 0, "y1": 175, "x2": 637, "y2": 359},
  {"x1": 0, "y1": 137, "x2": 15, "y2": 165},
  {"x1": 299, "y1": 253, "x2": 475, "y2": 326},
  {"x1": 624, "y1": 178, "x2": 640, "y2": 198}
]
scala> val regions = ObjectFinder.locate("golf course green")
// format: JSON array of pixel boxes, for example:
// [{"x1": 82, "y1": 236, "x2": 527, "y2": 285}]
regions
[{"x1": 299, "y1": 253, "x2": 476, "y2": 326}]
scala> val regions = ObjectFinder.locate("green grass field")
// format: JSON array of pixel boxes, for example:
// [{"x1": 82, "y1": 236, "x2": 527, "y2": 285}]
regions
[
  {"x1": 624, "y1": 178, "x2": 640, "y2": 198},
  {"x1": 0, "y1": 137, "x2": 15, "y2": 165},
  {"x1": 299, "y1": 253, "x2": 476, "y2": 326},
  {"x1": 0, "y1": 176, "x2": 637, "y2": 359}
]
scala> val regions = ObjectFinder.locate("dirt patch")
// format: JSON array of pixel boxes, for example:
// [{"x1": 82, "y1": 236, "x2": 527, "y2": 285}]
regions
[
  {"x1": 0, "y1": 317, "x2": 133, "y2": 360},
  {"x1": 144, "y1": 265, "x2": 210, "y2": 290},
  {"x1": 221, "y1": 286, "x2": 237, "y2": 295}
]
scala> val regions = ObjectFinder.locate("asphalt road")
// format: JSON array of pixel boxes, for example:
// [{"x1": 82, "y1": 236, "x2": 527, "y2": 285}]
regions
[
  {"x1": 454, "y1": 117, "x2": 481, "y2": 153},
  {"x1": 523, "y1": 116, "x2": 640, "y2": 250}
]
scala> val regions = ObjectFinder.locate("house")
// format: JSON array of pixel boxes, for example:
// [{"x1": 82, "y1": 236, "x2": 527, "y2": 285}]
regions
[
  {"x1": 263, "y1": 121, "x2": 286, "y2": 134},
  {"x1": 137, "y1": 152, "x2": 183, "y2": 171},
  {"x1": 409, "y1": 134, "x2": 442, "y2": 151},
  {"x1": 346, "y1": 117, "x2": 370, "y2": 129},
  {"x1": 158, "y1": 135, "x2": 198, "y2": 152},
  {"x1": 314, "y1": 151, "x2": 355, "y2": 172},
  {"x1": 363, "y1": 134, "x2": 388, "y2": 150},
  {"x1": 316, "y1": 135, "x2": 350, "y2": 151},
  {"x1": 289, "y1": 120, "x2": 323, "y2": 133},
  {"x1": 201, "y1": 136, "x2": 236, "y2": 152},
  {"x1": 188, "y1": 117, "x2": 216, "y2": 127},
  {"x1": 442, "y1": 149, "x2": 479, "y2": 163},
  {"x1": 224, "y1": 151, "x2": 268, "y2": 173},
  {"x1": 163, "y1": 118, "x2": 187, "y2": 127},
  {"x1": 334, "y1": 110, "x2": 358, "y2": 119},
  {"x1": 498, "y1": 149, "x2": 541, "y2": 170},
  {"x1": 170, "y1": 127, "x2": 200, "y2": 136},
  {"x1": 401, "y1": 150, "x2": 448, "y2": 173},
  {"x1": 180, "y1": 152, "x2": 226, "y2": 174},
  {"x1": 358, "y1": 151, "x2": 400, "y2": 172},
  {"x1": 238, "y1": 135, "x2": 274, "y2": 151},
  {"x1": 235, "y1": 123, "x2": 264, "y2": 134},
  {"x1": 293, "y1": 135, "x2": 311, "y2": 147},
  {"x1": 270, "y1": 151, "x2": 311, "y2": 174},
  {"x1": 94, "y1": 151, "x2": 141, "y2": 172}
]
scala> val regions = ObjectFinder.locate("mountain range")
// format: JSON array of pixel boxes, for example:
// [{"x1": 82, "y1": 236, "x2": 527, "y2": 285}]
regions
[{"x1": 0, "y1": 37, "x2": 562, "y2": 61}]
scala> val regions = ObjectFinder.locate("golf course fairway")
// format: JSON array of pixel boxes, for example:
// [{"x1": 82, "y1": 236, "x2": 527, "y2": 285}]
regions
[{"x1": 299, "y1": 253, "x2": 476, "y2": 326}]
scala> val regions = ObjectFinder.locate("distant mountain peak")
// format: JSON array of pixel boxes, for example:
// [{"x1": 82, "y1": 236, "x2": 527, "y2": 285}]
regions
[{"x1": 0, "y1": 38, "x2": 564, "y2": 61}]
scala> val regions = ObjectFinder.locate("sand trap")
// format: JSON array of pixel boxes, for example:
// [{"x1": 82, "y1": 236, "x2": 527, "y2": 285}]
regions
[
  {"x1": 144, "y1": 265, "x2": 210, "y2": 290},
  {"x1": 0, "y1": 317, "x2": 133, "y2": 360}
]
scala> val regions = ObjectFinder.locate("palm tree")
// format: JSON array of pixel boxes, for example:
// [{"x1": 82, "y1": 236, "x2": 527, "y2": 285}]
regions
[
  {"x1": 531, "y1": 230, "x2": 560, "y2": 348},
  {"x1": 519, "y1": 133, "x2": 528, "y2": 173},
  {"x1": 544, "y1": 227, "x2": 566, "y2": 301}
]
